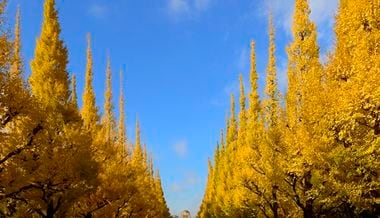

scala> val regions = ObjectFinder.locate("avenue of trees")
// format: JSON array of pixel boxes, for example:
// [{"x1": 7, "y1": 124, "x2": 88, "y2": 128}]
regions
[
  {"x1": 0, "y1": 0, "x2": 171, "y2": 217},
  {"x1": 199, "y1": 0, "x2": 379, "y2": 217}
]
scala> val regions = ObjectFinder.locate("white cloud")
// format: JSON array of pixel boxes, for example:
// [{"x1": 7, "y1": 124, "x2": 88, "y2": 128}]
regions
[
  {"x1": 194, "y1": 0, "x2": 211, "y2": 11},
  {"x1": 169, "y1": 171, "x2": 200, "y2": 194},
  {"x1": 185, "y1": 171, "x2": 200, "y2": 185},
  {"x1": 277, "y1": 58, "x2": 288, "y2": 95},
  {"x1": 309, "y1": 0, "x2": 338, "y2": 56},
  {"x1": 236, "y1": 46, "x2": 249, "y2": 72},
  {"x1": 264, "y1": 0, "x2": 293, "y2": 35},
  {"x1": 167, "y1": 0, "x2": 214, "y2": 18},
  {"x1": 264, "y1": 0, "x2": 338, "y2": 37},
  {"x1": 309, "y1": 0, "x2": 338, "y2": 27},
  {"x1": 262, "y1": 0, "x2": 338, "y2": 77},
  {"x1": 173, "y1": 140, "x2": 188, "y2": 158},
  {"x1": 209, "y1": 79, "x2": 240, "y2": 108},
  {"x1": 168, "y1": 0, "x2": 190, "y2": 15},
  {"x1": 170, "y1": 182, "x2": 183, "y2": 192},
  {"x1": 213, "y1": 45, "x2": 250, "y2": 104},
  {"x1": 224, "y1": 80, "x2": 239, "y2": 97},
  {"x1": 88, "y1": 3, "x2": 108, "y2": 18}
]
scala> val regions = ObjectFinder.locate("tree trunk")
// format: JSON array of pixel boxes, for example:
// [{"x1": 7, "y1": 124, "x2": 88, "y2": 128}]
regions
[
  {"x1": 46, "y1": 202, "x2": 55, "y2": 218},
  {"x1": 272, "y1": 185, "x2": 279, "y2": 218},
  {"x1": 303, "y1": 171, "x2": 314, "y2": 218}
]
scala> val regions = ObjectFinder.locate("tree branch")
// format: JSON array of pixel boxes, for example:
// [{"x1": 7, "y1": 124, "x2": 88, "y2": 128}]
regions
[{"x1": 0, "y1": 123, "x2": 42, "y2": 165}]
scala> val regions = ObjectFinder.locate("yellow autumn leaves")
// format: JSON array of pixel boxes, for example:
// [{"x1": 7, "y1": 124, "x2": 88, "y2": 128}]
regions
[
  {"x1": 0, "y1": 0, "x2": 170, "y2": 217},
  {"x1": 198, "y1": 0, "x2": 379, "y2": 217}
]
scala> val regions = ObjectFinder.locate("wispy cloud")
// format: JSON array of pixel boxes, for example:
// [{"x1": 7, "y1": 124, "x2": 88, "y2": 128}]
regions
[
  {"x1": 236, "y1": 46, "x2": 249, "y2": 72},
  {"x1": 168, "y1": 170, "x2": 202, "y2": 215},
  {"x1": 184, "y1": 171, "x2": 201, "y2": 185},
  {"x1": 224, "y1": 80, "x2": 239, "y2": 96},
  {"x1": 309, "y1": 0, "x2": 338, "y2": 56},
  {"x1": 172, "y1": 140, "x2": 188, "y2": 158},
  {"x1": 263, "y1": 0, "x2": 338, "y2": 37},
  {"x1": 277, "y1": 57, "x2": 288, "y2": 95},
  {"x1": 210, "y1": 78, "x2": 242, "y2": 108},
  {"x1": 309, "y1": 0, "x2": 338, "y2": 28},
  {"x1": 170, "y1": 182, "x2": 183, "y2": 192},
  {"x1": 262, "y1": 0, "x2": 293, "y2": 35},
  {"x1": 167, "y1": 0, "x2": 214, "y2": 18},
  {"x1": 168, "y1": 0, "x2": 190, "y2": 16},
  {"x1": 194, "y1": 0, "x2": 211, "y2": 11},
  {"x1": 259, "y1": 0, "x2": 338, "y2": 85},
  {"x1": 212, "y1": 45, "x2": 250, "y2": 106},
  {"x1": 169, "y1": 171, "x2": 200, "y2": 193},
  {"x1": 88, "y1": 3, "x2": 109, "y2": 18}
]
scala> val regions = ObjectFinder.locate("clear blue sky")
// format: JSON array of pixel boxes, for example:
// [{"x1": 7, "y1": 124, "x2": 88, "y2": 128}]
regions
[{"x1": 6, "y1": 0, "x2": 337, "y2": 215}]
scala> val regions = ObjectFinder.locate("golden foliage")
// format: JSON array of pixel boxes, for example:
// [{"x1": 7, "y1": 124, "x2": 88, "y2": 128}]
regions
[
  {"x1": 0, "y1": 0, "x2": 171, "y2": 217},
  {"x1": 199, "y1": 0, "x2": 380, "y2": 217}
]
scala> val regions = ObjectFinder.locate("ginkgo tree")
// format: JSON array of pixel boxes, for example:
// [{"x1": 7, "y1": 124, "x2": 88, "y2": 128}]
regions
[
  {"x1": 199, "y1": 0, "x2": 379, "y2": 217},
  {"x1": 0, "y1": 0, "x2": 171, "y2": 217}
]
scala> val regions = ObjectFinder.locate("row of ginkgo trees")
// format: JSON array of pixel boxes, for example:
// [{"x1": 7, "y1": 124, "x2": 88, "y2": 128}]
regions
[
  {"x1": 0, "y1": 0, "x2": 171, "y2": 217},
  {"x1": 198, "y1": 0, "x2": 379, "y2": 217}
]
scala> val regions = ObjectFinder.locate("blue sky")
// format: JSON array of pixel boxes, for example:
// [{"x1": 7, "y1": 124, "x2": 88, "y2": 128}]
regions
[{"x1": 5, "y1": 0, "x2": 338, "y2": 215}]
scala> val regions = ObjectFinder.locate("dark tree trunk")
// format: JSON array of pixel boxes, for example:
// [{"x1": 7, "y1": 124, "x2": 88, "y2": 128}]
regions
[
  {"x1": 303, "y1": 171, "x2": 314, "y2": 218},
  {"x1": 46, "y1": 202, "x2": 55, "y2": 218},
  {"x1": 84, "y1": 213, "x2": 93, "y2": 218},
  {"x1": 272, "y1": 185, "x2": 279, "y2": 218}
]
